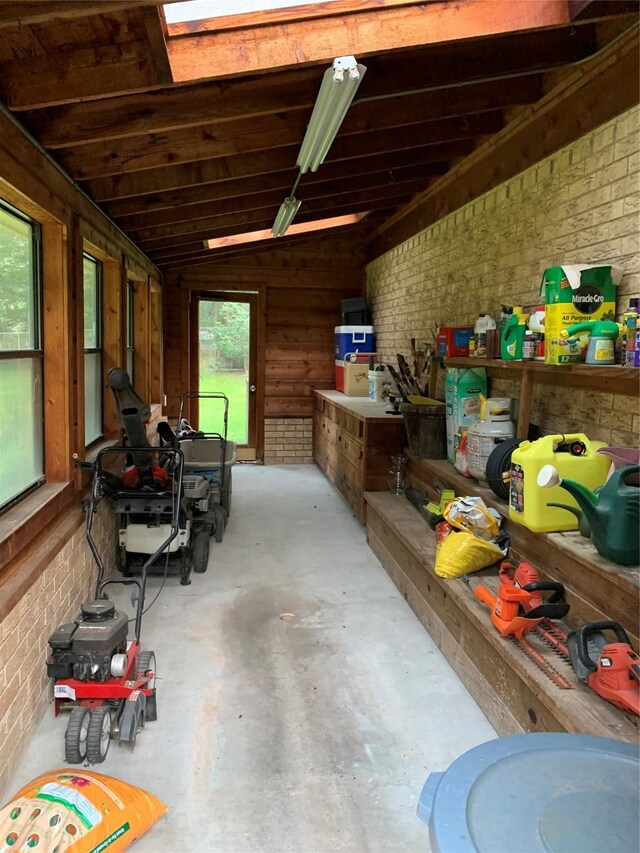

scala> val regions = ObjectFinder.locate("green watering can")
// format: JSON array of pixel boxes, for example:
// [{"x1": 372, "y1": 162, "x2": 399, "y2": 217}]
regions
[{"x1": 537, "y1": 464, "x2": 640, "y2": 566}]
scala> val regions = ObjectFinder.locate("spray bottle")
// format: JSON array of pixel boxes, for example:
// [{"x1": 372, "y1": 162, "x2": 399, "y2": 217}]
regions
[
  {"x1": 500, "y1": 310, "x2": 529, "y2": 361},
  {"x1": 560, "y1": 320, "x2": 620, "y2": 365}
]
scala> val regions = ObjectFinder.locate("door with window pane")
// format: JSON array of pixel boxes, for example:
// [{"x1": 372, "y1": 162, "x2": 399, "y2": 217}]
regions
[
  {"x1": 0, "y1": 201, "x2": 43, "y2": 509},
  {"x1": 197, "y1": 294, "x2": 257, "y2": 455}
]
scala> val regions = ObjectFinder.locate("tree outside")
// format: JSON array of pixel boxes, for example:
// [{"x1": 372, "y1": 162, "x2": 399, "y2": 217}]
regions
[{"x1": 199, "y1": 300, "x2": 250, "y2": 443}]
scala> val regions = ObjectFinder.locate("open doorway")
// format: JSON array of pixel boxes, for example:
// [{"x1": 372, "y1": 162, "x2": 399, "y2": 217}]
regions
[{"x1": 196, "y1": 293, "x2": 258, "y2": 459}]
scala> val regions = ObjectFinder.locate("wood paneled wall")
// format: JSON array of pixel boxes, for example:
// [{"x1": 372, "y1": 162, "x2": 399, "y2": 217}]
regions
[{"x1": 163, "y1": 235, "x2": 364, "y2": 429}]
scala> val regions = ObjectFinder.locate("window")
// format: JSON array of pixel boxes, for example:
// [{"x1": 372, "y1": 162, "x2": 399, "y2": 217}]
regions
[
  {"x1": 126, "y1": 279, "x2": 135, "y2": 385},
  {"x1": 83, "y1": 254, "x2": 103, "y2": 446},
  {"x1": 0, "y1": 201, "x2": 43, "y2": 510}
]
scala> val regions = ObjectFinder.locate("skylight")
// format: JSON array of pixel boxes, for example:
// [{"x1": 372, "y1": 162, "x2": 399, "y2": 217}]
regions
[
  {"x1": 164, "y1": 0, "x2": 343, "y2": 25},
  {"x1": 205, "y1": 213, "x2": 369, "y2": 251}
]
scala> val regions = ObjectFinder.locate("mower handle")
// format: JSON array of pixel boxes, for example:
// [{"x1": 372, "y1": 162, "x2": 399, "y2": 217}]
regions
[{"x1": 573, "y1": 620, "x2": 631, "y2": 673}]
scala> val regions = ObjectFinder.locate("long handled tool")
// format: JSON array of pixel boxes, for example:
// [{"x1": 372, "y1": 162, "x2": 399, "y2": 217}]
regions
[{"x1": 474, "y1": 576, "x2": 573, "y2": 689}]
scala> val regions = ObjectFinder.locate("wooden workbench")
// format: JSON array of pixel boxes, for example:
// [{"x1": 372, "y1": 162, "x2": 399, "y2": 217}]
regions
[{"x1": 313, "y1": 390, "x2": 407, "y2": 522}]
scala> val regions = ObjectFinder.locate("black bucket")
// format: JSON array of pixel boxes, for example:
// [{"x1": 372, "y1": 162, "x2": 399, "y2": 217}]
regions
[{"x1": 400, "y1": 403, "x2": 447, "y2": 459}]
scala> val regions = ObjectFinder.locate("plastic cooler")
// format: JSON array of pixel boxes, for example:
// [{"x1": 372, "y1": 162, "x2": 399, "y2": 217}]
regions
[{"x1": 334, "y1": 325, "x2": 375, "y2": 360}]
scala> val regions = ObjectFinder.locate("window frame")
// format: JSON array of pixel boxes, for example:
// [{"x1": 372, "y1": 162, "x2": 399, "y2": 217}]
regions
[
  {"x1": 83, "y1": 252, "x2": 104, "y2": 447},
  {"x1": 126, "y1": 278, "x2": 135, "y2": 385},
  {"x1": 0, "y1": 198, "x2": 44, "y2": 513}
]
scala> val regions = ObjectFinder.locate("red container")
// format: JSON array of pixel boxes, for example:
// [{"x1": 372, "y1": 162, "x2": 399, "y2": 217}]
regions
[{"x1": 436, "y1": 326, "x2": 474, "y2": 357}]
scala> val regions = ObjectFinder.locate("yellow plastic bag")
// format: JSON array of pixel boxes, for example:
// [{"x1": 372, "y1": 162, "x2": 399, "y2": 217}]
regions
[
  {"x1": 435, "y1": 527, "x2": 505, "y2": 579},
  {"x1": 0, "y1": 769, "x2": 166, "y2": 853}
]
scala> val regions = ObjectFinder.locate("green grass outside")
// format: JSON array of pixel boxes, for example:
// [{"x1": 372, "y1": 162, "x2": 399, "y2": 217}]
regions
[{"x1": 198, "y1": 369, "x2": 248, "y2": 444}]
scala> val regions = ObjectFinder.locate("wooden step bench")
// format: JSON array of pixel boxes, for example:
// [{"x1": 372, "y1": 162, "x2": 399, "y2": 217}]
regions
[
  {"x1": 365, "y1": 491, "x2": 638, "y2": 742},
  {"x1": 409, "y1": 457, "x2": 640, "y2": 649}
]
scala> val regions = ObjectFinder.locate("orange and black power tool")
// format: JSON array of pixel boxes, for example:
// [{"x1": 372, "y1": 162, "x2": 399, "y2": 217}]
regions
[
  {"x1": 474, "y1": 576, "x2": 569, "y2": 639},
  {"x1": 567, "y1": 621, "x2": 640, "y2": 716},
  {"x1": 498, "y1": 561, "x2": 567, "y2": 611}
]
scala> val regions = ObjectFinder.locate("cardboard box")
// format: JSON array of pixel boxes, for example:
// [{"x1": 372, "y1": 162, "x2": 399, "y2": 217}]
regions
[
  {"x1": 542, "y1": 264, "x2": 623, "y2": 364},
  {"x1": 436, "y1": 326, "x2": 474, "y2": 357},
  {"x1": 335, "y1": 353, "x2": 375, "y2": 396}
]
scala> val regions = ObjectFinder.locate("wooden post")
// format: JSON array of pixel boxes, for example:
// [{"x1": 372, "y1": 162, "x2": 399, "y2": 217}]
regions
[{"x1": 517, "y1": 366, "x2": 533, "y2": 439}]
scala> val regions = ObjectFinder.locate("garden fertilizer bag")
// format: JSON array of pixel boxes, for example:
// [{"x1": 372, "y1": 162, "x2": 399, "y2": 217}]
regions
[{"x1": 0, "y1": 770, "x2": 166, "y2": 853}]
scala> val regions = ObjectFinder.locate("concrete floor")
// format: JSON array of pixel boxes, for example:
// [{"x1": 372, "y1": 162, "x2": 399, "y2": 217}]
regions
[{"x1": 9, "y1": 464, "x2": 495, "y2": 852}]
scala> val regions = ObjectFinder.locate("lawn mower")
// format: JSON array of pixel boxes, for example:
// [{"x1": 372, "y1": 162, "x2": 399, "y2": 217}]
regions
[
  {"x1": 47, "y1": 443, "x2": 184, "y2": 763},
  {"x1": 157, "y1": 392, "x2": 237, "y2": 558},
  {"x1": 108, "y1": 368, "x2": 197, "y2": 583}
]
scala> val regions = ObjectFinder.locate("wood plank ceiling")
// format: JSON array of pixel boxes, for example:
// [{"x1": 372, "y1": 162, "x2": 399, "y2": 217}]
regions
[{"x1": 0, "y1": 0, "x2": 638, "y2": 270}]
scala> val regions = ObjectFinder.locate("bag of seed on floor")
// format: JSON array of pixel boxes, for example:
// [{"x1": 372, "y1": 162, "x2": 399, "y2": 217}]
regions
[{"x1": 0, "y1": 769, "x2": 166, "y2": 853}]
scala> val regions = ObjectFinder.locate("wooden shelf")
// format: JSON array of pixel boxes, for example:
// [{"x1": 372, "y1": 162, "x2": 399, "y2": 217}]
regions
[
  {"x1": 445, "y1": 357, "x2": 639, "y2": 437},
  {"x1": 446, "y1": 357, "x2": 639, "y2": 396},
  {"x1": 365, "y1": 491, "x2": 638, "y2": 742},
  {"x1": 408, "y1": 457, "x2": 639, "y2": 649}
]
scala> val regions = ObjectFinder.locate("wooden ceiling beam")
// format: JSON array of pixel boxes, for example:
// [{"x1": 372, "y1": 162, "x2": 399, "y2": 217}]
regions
[
  {"x1": 21, "y1": 25, "x2": 596, "y2": 144},
  {"x1": 0, "y1": 40, "x2": 164, "y2": 110},
  {"x1": 103, "y1": 152, "x2": 453, "y2": 218},
  {"x1": 166, "y1": 0, "x2": 571, "y2": 83},
  {"x1": 0, "y1": 2, "x2": 179, "y2": 28},
  {"x1": 142, "y1": 188, "x2": 423, "y2": 259},
  {"x1": 88, "y1": 139, "x2": 473, "y2": 204},
  {"x1": 124, "y1": 169, "x2": 434, "y2": 239},
  {"x1": 141, "y1": 6, "x2": 173, "y2": 86},
  {"x1": 61, "y1": 109, "x2": 503, "y2": 181},
  {"x1": 158, "y1": 221, "x2": 380, "y2": 269},
  {"x1": 130, "y1": 164, "x2": 446, "y2": 244}
]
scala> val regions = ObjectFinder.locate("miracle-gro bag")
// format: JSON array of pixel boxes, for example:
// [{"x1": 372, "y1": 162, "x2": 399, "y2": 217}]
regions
[{"x1": 0, "y1": 769, "x2": 166, "y2": 853}]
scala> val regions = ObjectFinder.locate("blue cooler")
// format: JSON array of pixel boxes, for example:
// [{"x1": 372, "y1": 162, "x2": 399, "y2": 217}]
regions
[{"x1": 334, "y1": 325, "x2": 375, "y2": 360}]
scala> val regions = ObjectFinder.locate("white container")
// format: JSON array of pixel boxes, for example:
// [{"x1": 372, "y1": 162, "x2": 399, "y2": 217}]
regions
[
  {"x1": 474, "y1": 314, "x2": 496, "y2": 357},
  {"x1": 467, "y1": 397, "x2": 515, "y2": 481},
  {"x1": 368, "y1": 367, "x2": 388, "y2": 402}
]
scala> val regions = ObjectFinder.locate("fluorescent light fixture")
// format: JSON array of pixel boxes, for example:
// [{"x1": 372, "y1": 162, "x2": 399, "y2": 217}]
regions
[
  {"x1": 297, "y1": 55, "x2": 366, "y2": 174},
  {"x1": 206, "y1": 212, "x2": 369, "y2": 250},
  {"x1": 271, "y1": 195, "x2": 302, "y2": 237}
]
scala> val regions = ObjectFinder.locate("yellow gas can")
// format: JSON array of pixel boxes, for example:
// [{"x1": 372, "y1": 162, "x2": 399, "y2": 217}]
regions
[{"x1": 509, "y1": 434, "x2": 610, "y2": 532}]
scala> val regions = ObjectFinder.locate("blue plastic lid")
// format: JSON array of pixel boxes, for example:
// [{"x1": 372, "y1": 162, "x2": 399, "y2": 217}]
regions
[{"x1": 418, "y1": 733, "x2": 639, "y2": 853}]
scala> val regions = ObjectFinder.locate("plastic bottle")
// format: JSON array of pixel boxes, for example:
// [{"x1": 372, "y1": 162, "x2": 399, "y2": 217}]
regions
[
  {"x1": 496, "y1": 306, "x2": 515, "y2": 360},
  {"x1": 501, "y1": 312, "x2": 529, "y2": 361},
  {"x1": 522, "y1": 331, "x2": 535, "y2": 361},
  {"x1": 528, "y1": 306, "x2": 545, "y2": 362},
  {"x1": 474, "y1": 314, "x2": 496, "y2": 357}
]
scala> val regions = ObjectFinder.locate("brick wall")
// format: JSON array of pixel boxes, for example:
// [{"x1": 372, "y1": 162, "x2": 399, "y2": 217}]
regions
[
  {"x1": 0, "y1": 503, "x2": 116, "y2": 796},
  {"x1": 366, "y1": 106, "x2": 640, "y2": 445},
  {"x1": 264, "y1": 418, "x2": 314, "y2": 463}
]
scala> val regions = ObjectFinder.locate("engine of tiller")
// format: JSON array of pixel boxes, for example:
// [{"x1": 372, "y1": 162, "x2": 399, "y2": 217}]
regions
[{"x1": 47, "y1": 600, "x2": 128, "y2": 682}]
